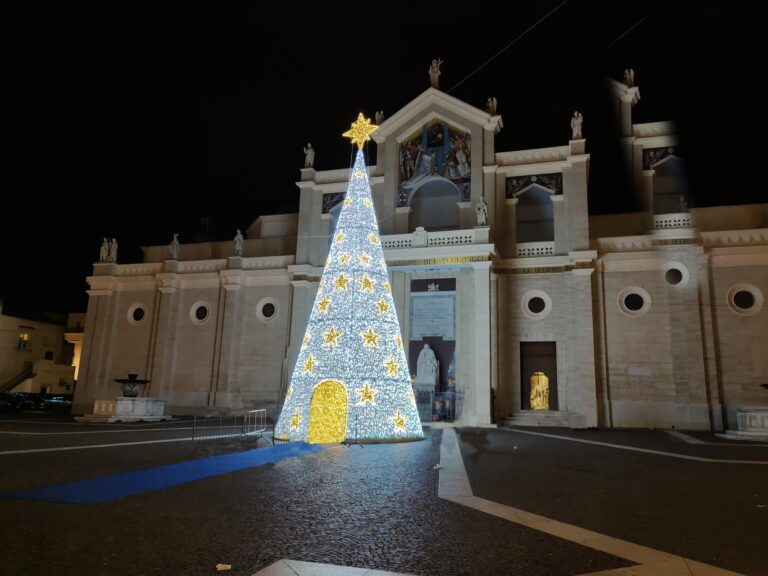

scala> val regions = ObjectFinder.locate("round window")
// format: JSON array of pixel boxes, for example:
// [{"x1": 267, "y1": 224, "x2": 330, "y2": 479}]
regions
[
  {"x1": 727, "y1": 284, "x2": 763, "y2": 316},
  {"x1": 624, "y1": 293, "x2": 644, "y2": 311},
  {"x1": 527, "y1": 297, "x2": 546, "y2": 314},
  {"x1": 521, "y1": 290, "x2": 552, "y2": 320},
  {"x1": 189, "y1": 301, "x2": 212, "y2": 325},
  {"x1": 617, "y1": 286, "x2": 652, "y2": 317},
  {"x1": 256, "y1": 297, "x2": 279, "y2": 323},
  {"x1": 262, "y1": 303, "x2": 276, "y2": 318},
  {"x1": 665, "y1": 268, "x2": 683, "y2": 285},
  {"x1": 127, "y1": 303, "x2": 148, "y2": 326}
]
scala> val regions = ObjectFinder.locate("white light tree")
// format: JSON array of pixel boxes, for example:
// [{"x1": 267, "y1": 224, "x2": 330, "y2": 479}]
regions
[{"x1": 274, "y1": 114, "x2": 423, "y2": 444}]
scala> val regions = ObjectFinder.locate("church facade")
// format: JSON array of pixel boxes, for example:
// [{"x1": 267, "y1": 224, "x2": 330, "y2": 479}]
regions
[{"x1": 73, "y1": 81, "x2": 768, "y2": 432}]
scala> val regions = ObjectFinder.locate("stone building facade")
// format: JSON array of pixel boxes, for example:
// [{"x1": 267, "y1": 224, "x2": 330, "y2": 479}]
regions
[{"x1": 73, "y1": 83, "x2": 768, "y2": 431}]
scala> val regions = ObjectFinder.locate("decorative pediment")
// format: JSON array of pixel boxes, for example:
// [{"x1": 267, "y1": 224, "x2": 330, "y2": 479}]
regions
[{"x1": 373, "y1": 88, "x2": 500, "y2": 143}]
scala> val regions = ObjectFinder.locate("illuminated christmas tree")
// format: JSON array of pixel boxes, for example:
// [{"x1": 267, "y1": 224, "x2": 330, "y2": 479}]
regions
[{"x1": 274, "y1": 114, "x2": 423, "y2": 443}]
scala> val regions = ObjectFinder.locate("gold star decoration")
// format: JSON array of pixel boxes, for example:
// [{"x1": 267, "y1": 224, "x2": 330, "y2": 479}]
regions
[
  {"x1": 344, "y1": 197, "x2": 352, "y2": 206},
  {"x1": 407, "y1": 388, "x2": 415, "y2": 403},
  {"x1": 322, "y1": 326, "x2": 342, "y2": 347},
  {"x1": 354, "y1": 169, "x2": 364, "y2": 178},
  {"x1": 392, "y1": 409, "x2": 406, "y2": 433},
  {"x1": 303, "y1": 354, "x2": 317, "y2": 374},
  {"x1": 290, "y1": 409, "x2": 302, "y2": 431},
  {"x1": 363, "y1": 198, "x2": 372, "y2": 208},
  {"x1": 334, "y1": 273, "x2": 349, "y2": 291},
  {"x1": 357, "y1": 274, "x2": 375, "y2": 292},
  {"x1": 317, "y1": 296, "x2": 331, "y2": 313},
  {"x1": 338, "y1": 252, "x2": 351, "y2": 265},
  {"x1": 335, "y1": 231, "x2": 345, "y2": 244},
  {"x1": 302, "y1": 333, "x2": 311, "y2": 348},
  {"x1": 361, "y1": 326, "x2": 381, "y2": 348},
  {"x1": 382, "y1": 281, "x2": 391, "y2": 294},
  {"x1": 368, "y1": 233, "x2": 379, "y2": 245},
  {"x1": 385, "y1": 356, "x2": 399, "y2": 376},
  {"x1": 285, "y1": 386, "x2": 293, "y2": 401},
  {"x1": 395, "y1": 334, "x2": 403, "y2": 350},
  {"x1": 376, "y1": 298, "x2": 389, "y2": 315},
  {"x1": 356, "y1": 381, "x2": 379, "y2": 406},
  {"x1": 342, "y1": 113, "x2": 379, "y2": 149},
  {"x1": 359, "y1": 253, "x2": 371, "y2": 266}
]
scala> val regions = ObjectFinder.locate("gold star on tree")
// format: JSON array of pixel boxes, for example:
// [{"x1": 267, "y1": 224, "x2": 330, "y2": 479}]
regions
[
  {"x1": 342, "y1": 113, "x2": 379, "y2": 149},
  {"x1": 317, "y1": 297, "x2": 331, "y2": 313},
  {"x1": 358, "y1": 274, "x2": 375, "y2": 292},
  {"x1": 407, "y1": 388, "x2": 415, "y2": 403},
  {"x1": 363, "y1": 198, "x2": 372, "y2": 208},
  {"x1": 361, "y1": 327, "x2": 380, "y2": 348},
  {"x1": 323, "y1": 327, "x2": 342, "y2": 347},
  {"x1": 344, "y1": 197, "x2": 352, "y2": 206},
  {"x1": 354, "y1": 169, "x2": 364, "y2": 178},
  {"x1": 359, "y1": 253, "x2": 371, "y2": 266},
  {"x1": 356, "y1": 381, "x2": 379, "y2": 406},
  {"x1": 335, "y1": 231, "x2": 345, "y2": 244},
  {"x1": 382, "y1": 281, "x2": 391, "y2": 294},
  {"x1": 302, "y1": 334, "x2": 311, "y2": 348},
  {"x1": 368, "y1": 233, "x2": 379, "y2": 245},
  {"x1": 290, "y1": 409, "x2": 302, "y2": 431},
  {"x1": 385, "y1": 356, "x2": 399, "y2": 376},
  {"x1": 377, "y1": 298, "x2": 389, "y2": 315},
  {"x1": 392, "y1": 409, "x2": 406, "y2": 432},
  {"x1": 395, "y1": 334, "x2": 403, "y2": 350},
  {"x1": 338, "y1": 252, "x2": 351, "y2": 265},
  {"x1": 285, "y1": 386, "x2": 293, "y2": 400},
  {"x1": 303, "y1": 354, "x2": 317, "y2": 374},
  {"x1": 334, "y1": 274, "x2": 349, "y2": 291}
]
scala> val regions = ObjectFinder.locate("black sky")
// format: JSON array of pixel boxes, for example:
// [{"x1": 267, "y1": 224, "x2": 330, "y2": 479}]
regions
[{"x1": 2, "y1": 1, "x2": 764, "y2": 317}]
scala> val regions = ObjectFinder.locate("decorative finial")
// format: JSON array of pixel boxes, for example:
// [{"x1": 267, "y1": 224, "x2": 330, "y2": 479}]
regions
[{"x1": 342, "y1": 113, "x2": 378, "y2": 149}]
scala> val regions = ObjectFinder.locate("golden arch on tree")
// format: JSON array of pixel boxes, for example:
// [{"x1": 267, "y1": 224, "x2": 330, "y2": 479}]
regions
[{"x1": 308, "y1": 380, "x2": 348, "y2": 444}]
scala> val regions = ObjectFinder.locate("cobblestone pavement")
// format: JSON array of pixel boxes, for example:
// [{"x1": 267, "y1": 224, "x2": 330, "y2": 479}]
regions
[
  {"x1": 0, "y1": 419, "x2": 630, "y2": 576},
  {"x1": 459, "y1": 427, "x2": 768, "y2": 576}
]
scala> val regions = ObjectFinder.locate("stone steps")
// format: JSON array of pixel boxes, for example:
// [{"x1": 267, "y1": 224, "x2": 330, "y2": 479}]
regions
[{"x1": 502, "y1": 410, "x2": 569, "y2": 427}]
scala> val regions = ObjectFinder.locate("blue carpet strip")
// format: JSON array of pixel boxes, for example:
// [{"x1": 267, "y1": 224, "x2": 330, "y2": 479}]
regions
[{"x1": 4, "y1": 442, "x2": 324, "y2": 504}]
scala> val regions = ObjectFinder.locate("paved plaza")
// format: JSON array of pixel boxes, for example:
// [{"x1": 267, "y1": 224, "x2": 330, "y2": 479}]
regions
[{"x1": 0, "y1": 414, "x2": 766, "y2": 575}]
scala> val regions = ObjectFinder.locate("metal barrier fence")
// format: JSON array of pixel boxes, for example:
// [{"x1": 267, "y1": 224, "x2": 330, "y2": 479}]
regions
[{"x1": 192, "y1": 409, "x2": 267, "y2": 441}]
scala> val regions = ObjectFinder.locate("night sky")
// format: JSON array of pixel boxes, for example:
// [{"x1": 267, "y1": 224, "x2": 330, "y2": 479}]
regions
[{"x1": 3, "y1": 2, "x2": 764, "y2": 318}]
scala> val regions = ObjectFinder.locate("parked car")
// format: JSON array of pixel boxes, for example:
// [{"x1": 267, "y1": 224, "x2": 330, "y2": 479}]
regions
[
  {"x1": 0, "y1": 393, "x2": 39, "y2": 412},
  {"x1": 40, "y1": 394, "x2": 73, "y2": 412}
]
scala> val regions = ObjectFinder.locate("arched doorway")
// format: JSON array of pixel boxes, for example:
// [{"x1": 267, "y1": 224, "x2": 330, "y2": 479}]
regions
[
  {"x1": 408, "y1": 178, "x2": 461, "y2": 231},
  {"x1": 308, "y1": 380, "x2": 348, "y2": 443}
]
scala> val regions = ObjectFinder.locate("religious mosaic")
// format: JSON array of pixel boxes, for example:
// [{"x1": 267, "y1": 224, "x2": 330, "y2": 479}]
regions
[
  {"x1": 505, "y1": 173, "x2": 562, "y2": 198},
  {"x1": 642, "y1": 146, "x2": 678, "y2": 170},
  {"x1": 397, "y1": 120, "x2": 472, "y2": 207}
]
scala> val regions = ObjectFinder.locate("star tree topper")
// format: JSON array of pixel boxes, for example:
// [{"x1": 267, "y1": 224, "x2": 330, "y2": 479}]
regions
[{"x1": 342, "y1": 113, "x2": 379, "y2": 149}]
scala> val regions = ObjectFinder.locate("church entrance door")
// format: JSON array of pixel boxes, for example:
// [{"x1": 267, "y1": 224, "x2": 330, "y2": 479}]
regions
[{"x1": 308, "y1": 380, "x2": 348, "y2": 444}]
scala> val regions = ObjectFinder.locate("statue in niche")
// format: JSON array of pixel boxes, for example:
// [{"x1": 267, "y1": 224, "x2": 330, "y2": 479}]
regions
[
  {"x1": 570, "y1": 111, "x2": 583, "y2": 140},
  {"x1": 530, "y1": 371, "x2": 550, "y2": 410},
  {"x1": 233, "y1": 229, "x2": 244, "y2": 256},
  {"x1": 416, "y1": 343, "x2": 439, "y2": 388},
  {"x1": 428, "y1": 58, "x2": 443, "y2": 89},
  {"x1": 169, "y1": 233, "x2": 180, "y2": 260},
  {"x1": 475, "y1": 196, "x2": 488, "y2": 227},
  {"x1": 303, "y1": 143, "x2": 315, "y2": 168},
  {"x1": 99, "y1": 238, "x2": 109, "y2": 263}
]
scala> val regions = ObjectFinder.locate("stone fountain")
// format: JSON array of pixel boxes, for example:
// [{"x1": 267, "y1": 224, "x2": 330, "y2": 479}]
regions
[{"x1": 75, "y1": 373, "x2": 172, "y2": 423}]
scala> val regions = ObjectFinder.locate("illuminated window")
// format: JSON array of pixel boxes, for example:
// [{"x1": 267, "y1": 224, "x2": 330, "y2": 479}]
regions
[{"x1": 18, "y1": 332, "x2": 30, "y2": 350}]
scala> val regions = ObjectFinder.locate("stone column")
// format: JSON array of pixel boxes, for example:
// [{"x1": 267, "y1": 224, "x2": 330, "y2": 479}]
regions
[
  {"x1": 209, "y1": 267, "x2": 244, "y2": 408},
  {"x1": 146, "y1": 270, "x2": 179, "y2": 400},
  {"x1": 468, "y1": 262, "x2": 492, "y2": 425},
  {"x1": 565, "y1": 267, "x2": 599, "y2": 427}
]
